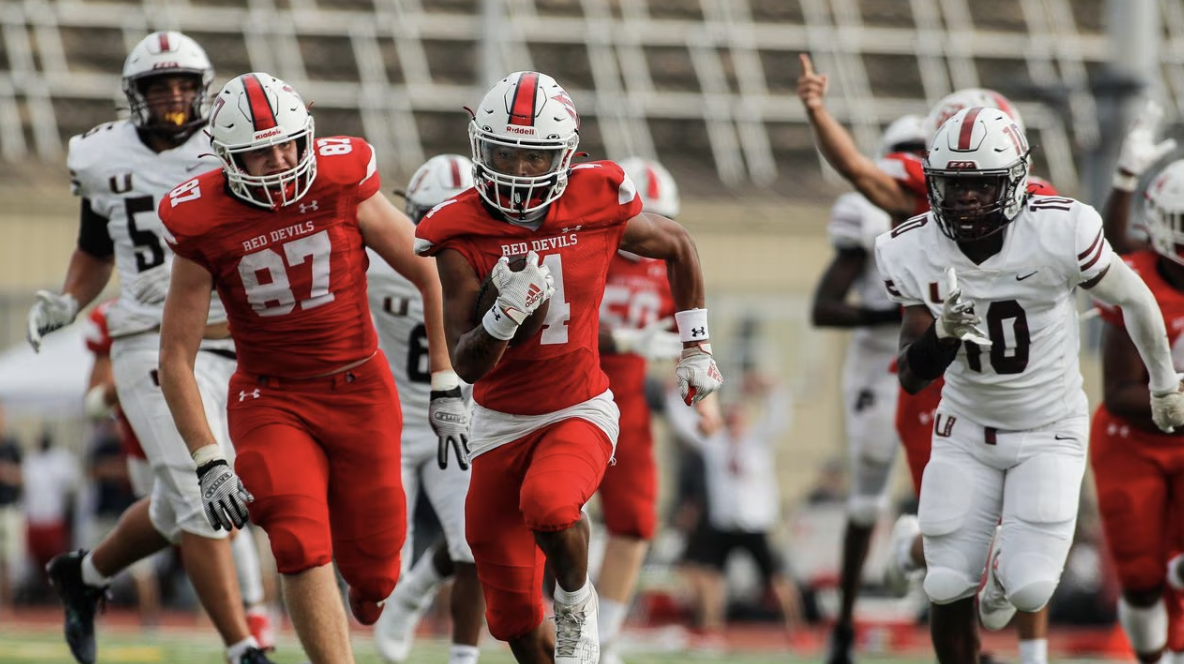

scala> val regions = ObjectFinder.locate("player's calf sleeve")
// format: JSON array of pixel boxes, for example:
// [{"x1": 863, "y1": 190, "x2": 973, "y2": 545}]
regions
[
  {"x1": 1120, "y1": 596, "x2": 1169, "y2": 655},
  {"x1": 230, "y1": 527, "x2": 265, "y2": 606}
]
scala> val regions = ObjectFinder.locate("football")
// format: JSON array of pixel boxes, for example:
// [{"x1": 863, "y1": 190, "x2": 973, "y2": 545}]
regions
[{"x1": 473, "y1": 255, "x2": 550, "y2": 347}]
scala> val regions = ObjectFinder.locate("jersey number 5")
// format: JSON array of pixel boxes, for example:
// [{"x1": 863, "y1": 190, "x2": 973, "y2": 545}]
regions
[
  {"x1": 964, "y1": 299, "x2": 1030, "y2": 374},
  {"x1": 238, "y1": 230, "x2": 335, "y2": 317}
]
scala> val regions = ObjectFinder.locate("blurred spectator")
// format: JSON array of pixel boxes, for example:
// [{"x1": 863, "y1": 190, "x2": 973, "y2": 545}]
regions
[
  {"x1": 665, "y1": 373, "x2": 804, "y2": 644},
  {"x1": 0, "y1": 407, "x2": 23, "y2": 612},
  {"x1": 23, "y1": 432, "x2": 80, "y2": 584}
]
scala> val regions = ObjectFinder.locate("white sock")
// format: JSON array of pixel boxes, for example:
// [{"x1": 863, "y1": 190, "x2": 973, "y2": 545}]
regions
[
  {"x1": 399, "y1": 548, "x2": 446, "y2": 603},
  {"x1": 448, "y1": 644, "x2": 480, "y2": 664},
  {"x1": 1018, "y1": 638, "x2": 1048, "y2": 664},
  {"x1": 230, "y1": 527, "x2": 265, "y2": 607},
  {"x1": 554, "y1": 576, "x2": 592, "y2": 605},
  {"x1": 598, "y1": 597, "x2": 628, "y2": 645},
  {"x1": 81, "y1": 552, "x2": 111, "y2": 588},
  {"x1": 225, "y1": 636, "x2": 260, "y2": 662},
  {"x1": 1168, "y1": 554, "x2": 1184, "y2": 591},
  {"x1": 1119, "y1": 596, "x2": 1168, "y2": 654}
]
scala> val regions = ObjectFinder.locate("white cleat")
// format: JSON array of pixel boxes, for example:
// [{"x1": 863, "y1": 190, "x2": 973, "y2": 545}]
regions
[
  {"x1": 978, "y1": 531, "x2": 1017, "y2": 632},
  {"x1": 374, "y1": 586, "x2": 430, "y2": 663},
  {"x1": 555, "y1": 587, "x2": 600, "y2": 664},
  {"x1": 883, "y1": 514, "x2": 923, "y2": 598}
]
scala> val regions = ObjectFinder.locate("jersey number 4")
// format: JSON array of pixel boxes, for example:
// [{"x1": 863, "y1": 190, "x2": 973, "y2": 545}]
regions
[
  {"x1": 238, "y1": 230, "x2": 335, "y2": 317},
  {"x1": 964, "y1": 299, "x2": 1030, "y2": 374}
]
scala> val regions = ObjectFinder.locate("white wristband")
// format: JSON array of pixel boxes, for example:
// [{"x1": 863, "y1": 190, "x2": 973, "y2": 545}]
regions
[
  {"x1": 1113, "y1": 171, "x2": 1139, "y2": 193},
  {"x1": 674, "y1": 308, "x2": 710, "y2": 343},
  {"x1": 191, "y1": 444, "x2": 225, "y2": 468},
  {"x1": 431, "y1": 370, "x2": 461, "y2": 391},
  {"x1": 482, "y1": 306, "x2": 519, "y2": 341}
]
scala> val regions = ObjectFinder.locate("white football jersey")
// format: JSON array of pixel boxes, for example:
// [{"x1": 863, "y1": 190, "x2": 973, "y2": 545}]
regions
[
  {"x1": 366, "y1": 249, "x2": 471, "y2": 455},
  {"x1": 68, "y1": 120, "x2": 224, "y2": 336},
  {"x1": 874, "y1": 196, "x2": 1113, "y2": 429},
  {"x1": 827, "y1": 192, "x2": 898, "y2": 358}
]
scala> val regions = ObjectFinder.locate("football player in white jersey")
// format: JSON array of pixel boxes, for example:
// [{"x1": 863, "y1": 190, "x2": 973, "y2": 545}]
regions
[
  {"x1": 875, "y1": 106, "x2": 1184, "y2": 664},
  {"x1": 811, "y1": 115, "x2": 926, "y2": 664},
  {"x1": 27, "y1": 32, "x2": 275, "y2": 664},
  {"x1": 370, "y1": 154, "x2": 483, "y2": 664}
]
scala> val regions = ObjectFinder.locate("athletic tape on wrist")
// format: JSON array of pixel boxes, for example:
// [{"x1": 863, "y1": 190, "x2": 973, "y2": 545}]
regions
[
  {"x1": 1112, "y1": 171, "x2": 1139, "y2": 193},
  {"x1": 191, "y1": 444, "x2": 225, "y2": 468},
  {"x1": 482, "y1": 306, "x2": 519, "y2": 341}
]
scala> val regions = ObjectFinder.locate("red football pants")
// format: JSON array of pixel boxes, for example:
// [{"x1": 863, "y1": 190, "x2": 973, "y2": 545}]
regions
[
  {"x1": 466, "y1": 418, "x2": 613, "y2": 641},
  {"x1": 228, "y1": 352, "x2": 406, "y2": 607},
  {"x1": 598, "y1": 391, "x2": 657, "y2": 540},
  {"x1": 895, "y1": 379, "x2": 942, "y2": 495}
]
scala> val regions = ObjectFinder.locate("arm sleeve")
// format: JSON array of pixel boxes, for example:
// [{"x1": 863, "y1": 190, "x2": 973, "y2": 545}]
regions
[
  {"x1": 77, "y1": 198, "x2": 113, "y2": 258},
  {"x1": 1074, "y1": 205, "x2": 1115, "y2": 285},
  {"x1": 1087, "y1": 257, "x2": 1177, "y2": 393}
]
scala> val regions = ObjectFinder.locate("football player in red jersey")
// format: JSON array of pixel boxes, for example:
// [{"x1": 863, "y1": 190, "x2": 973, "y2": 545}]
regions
[
  {"x1": 798, "y1": 54, "x2": 1058, "y2": 664},
  {"x1": 592, "y1": 157, "x2": 687, "y2": 664},
  {"x1": 157, "y1": 72, "x2": 458, "y2": 664},
  {"x1": 414, "y1": 71, "x2": 723, "y2": 664},
  {"x1": 1091, "y1": 101, "x2": 1184, "y2": 664}
]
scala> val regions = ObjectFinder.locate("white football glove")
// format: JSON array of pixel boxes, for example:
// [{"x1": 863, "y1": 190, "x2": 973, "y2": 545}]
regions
[
  {"x1": 128, "y1": 263, "x2": 172, "y2": 305},
  {"x1": 1151, "y1": 374, "x2": 1184, "y2": 434},
  {"x1": 491, "y1": 251, "x2": 554, "y2": 325},
  {"x1": 611, "y1": 317, "x2": 684, "y2": 361},
  {"x1": 26, "y1": 290, "x2": 79, "y2": 353},
  {"x1": 935, "y1": 267, "x2": 992, "y2": 347},
  {"x1": 676, "y1": 344, "x2": 724, "y2": 406},
  {"x1": 1116, "y1": 100, "x2": 1178, "y2": 190}
]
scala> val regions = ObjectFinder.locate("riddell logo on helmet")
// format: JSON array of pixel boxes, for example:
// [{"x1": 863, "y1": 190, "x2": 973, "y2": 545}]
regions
[
  {"x1": 504, "y1": 125, "x2": 536, "y2": 136},
  {"x1": 152, "y1": 62, "x2": 181, "y2": 70},
  {"x1": 947, "y1": 161, "x2": 978, "y2": 169},
  {"x1": 254, "y1": 128, "x2": 283, "y2": 139}
]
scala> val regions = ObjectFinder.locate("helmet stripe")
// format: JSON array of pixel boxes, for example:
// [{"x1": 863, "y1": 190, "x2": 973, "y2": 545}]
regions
[
  {"x1": 243, "y1": 74, "x2": 278, "y2": 131},
  {"x1": 508, "y1": 72, "x2": 540, "y2": 127},
  {"x1": 645, "y1": 163, "x2": 661, "y2": 201},
  {"x1": 448, "y1": 157, "x2": 463, "y2": 187},
  {"x1": 988, "y1": 91, "x2": 1017, "y2": 122},
  {"x1": 158, "y1": 32, "x2": 171, "y2": 52},
  {"x1": 957, "y1": 107, "x2": 983, "y2": 150}
]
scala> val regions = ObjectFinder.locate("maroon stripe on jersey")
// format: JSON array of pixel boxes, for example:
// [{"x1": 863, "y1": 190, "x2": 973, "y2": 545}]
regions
[
  {"x1": 158, "y1": 33, "x2": 171, "y2": 52},
  {"x1": 1080, "y1": 228, "x2": 1106, "y2": 271},
  {"x1": 957, "y1": 107, "x2": 983, "y2": 150},
  {"x1": 243, "y1": 74, "x2": 278, "y2": 131},
  {"x1": 645, "y1": 164, "x2": 660, "y2": 201},
  {"x1": 448, "y1": 157, "x2": 462, "y2": 187},
  {"x1": 508, "y1": 72, "x2": 540, "y2": 127},
  {"x1": 1077, "y1": 227, "x2": 1102, "y2": 260}
]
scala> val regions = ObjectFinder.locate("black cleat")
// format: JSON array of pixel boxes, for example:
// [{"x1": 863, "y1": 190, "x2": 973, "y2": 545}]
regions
[
  {"x1": 237, "y1": 646, "x2": 279, "y2": 663},
  {"x1": 825, "y1": 622, "x2": 855, "y2": 664},
  {"x1": 46, "y1": 550, "x2": 108, "y2": 664}
]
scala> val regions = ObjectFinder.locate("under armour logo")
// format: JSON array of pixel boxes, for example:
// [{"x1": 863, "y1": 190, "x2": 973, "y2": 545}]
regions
[
  {"x1": 239, "y1": 389, "x2": 261, "y2": 402},
  {"x1": 561, "y1": 225, "x2": 582, "y2": 233},
  {"x1": 691, "y1": 327, "x2": 706, "y2": 338},
  {"x1": 299, "y1": 200, "x2": 319, "y2": 214}
]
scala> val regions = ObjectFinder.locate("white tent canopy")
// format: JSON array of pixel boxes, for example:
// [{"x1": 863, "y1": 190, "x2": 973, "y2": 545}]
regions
[{"x1": 0, "y1": 323, "x2": 90, "y2": 417}]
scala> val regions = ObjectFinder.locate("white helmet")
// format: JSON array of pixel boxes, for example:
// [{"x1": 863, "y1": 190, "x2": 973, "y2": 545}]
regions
[
  {"x1": 1145, "y1": 160, "x2": 1184, "y2": 266},
  {"x1": 209, "y1": 73, "x2": 316, "y2": 209},
  {"x1": 401, "y1": 154, "x2": 474, "y2": 223},
  {"x1": 923, "y1": 88, "x2": 1025, "y2": 141},
  {"x1": 924, "y1": 106, "x2": 1031, "y2": 241},
  {"x1": 617, "y1": 157, "x2": 680, "y2": 218},
  {"x1": 122, "y1": 31, "x2": 214, "y2": 140},
  {"x1": 879, "y1": 114, "x2": 927, "y2": 157},
  {"x1": 469, "y1": 71, "x2": 581, "y2": 223}
]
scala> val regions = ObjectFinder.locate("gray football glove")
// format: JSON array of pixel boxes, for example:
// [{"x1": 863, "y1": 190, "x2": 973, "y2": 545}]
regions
[
  {"x1": 196, "y1": 459, "x2": 253, "y2": 531},
  {"x1": 432, "y1": 387, "x2": 472, "y2": 470}
]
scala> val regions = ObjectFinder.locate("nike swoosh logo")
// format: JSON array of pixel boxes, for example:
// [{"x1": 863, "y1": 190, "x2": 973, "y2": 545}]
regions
[
  {"x1": 186, "y1": 163, "x2": 205, "y2": 172},
  {"x1": 1054, "y1": 434, "x2": 1075, "y2": 440},
  {"x1": 1016, "y1": 271, "x2": 1038, "y2": 281}
]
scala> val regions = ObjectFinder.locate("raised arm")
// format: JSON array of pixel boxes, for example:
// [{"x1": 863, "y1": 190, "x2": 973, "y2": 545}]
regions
[
  {"x1": 797, "y1": 54, "x2": 918, "y2": 218},
  {"x1": 1102, "y1": 100, "x2": 1176, "y2": 254}
]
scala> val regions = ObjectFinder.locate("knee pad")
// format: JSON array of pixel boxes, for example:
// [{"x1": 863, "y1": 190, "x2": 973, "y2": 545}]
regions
[
  {"x1": 520, "y1": 483, "x2": 581, "y2": 532},
  {"x1": 602, "y1": 498, "x2": 656, "y2": 540},
  {"x1": 1001, "y1": 550, "x2": 1062, "y2": 613},
  {"x1": 253, "y1": 498, "x2": 333, "y2": 575},
  {"x1": 846, "y1": 494, "x2": 885, "y2": 528},
  {"x1": 1119, "y1": 596, "x2": 1168, "y2": 654},
  {"x1": 923, "y1": 566, "x2": 978, "y2": 605},
  {"x1": 335, "y1": 525, "x2": 403, "y2": 604},
  {"x1": 918, "y1": 460, "x2": 973, "y2": 538}
]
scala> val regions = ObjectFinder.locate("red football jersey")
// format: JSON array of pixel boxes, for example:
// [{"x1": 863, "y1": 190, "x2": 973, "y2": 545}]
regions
[
  {"x1": 82, "y1": 300, "x2": 146, "y2": 460},
  {"x1": 1098, "y1": 250, "x2": 1184, "y2": 346},
  {"x1": 415, "y1": 160, "x2": 643, "y2": 415},
  {"x1": 600, "y1": 252, "x2": 675, "y2": 396},
  {"x1": 160, "y1": 137, "x2": 382, "y2": 378},
  {"x1": 878, "y1": 151, "x2": 1059, "y2": 217}
]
